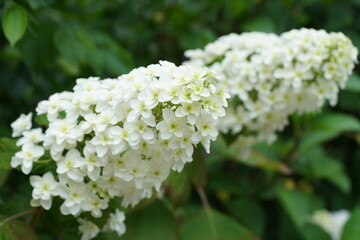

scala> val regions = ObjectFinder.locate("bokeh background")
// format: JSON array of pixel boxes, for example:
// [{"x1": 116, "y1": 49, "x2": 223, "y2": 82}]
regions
[{"x1": 1, "y1": 0, "x2": 360, "y2": 239}]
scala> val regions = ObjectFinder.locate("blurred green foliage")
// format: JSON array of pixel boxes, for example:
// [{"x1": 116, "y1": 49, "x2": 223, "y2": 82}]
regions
[{"x1": 1, "y1": 0, "x2": 360, "y2": 239}]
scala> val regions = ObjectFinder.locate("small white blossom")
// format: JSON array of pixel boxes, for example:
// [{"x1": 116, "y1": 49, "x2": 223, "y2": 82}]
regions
[
  {"x1": 29, "y1": 172, "x2": 58, "y2": 210},
  {"x1": 11, "y1": 144, "x2": 44, "y2": 174},
  {"x1": 16, "y1": 128, "x2": 45, "y2": 146},
  {"x1": 103, "y1": 209, "x2": 126, "y2": 237},
  {"x1": 11, "y1": 113, "x2": 33, "y2": 137},
  {"x1": 78, "y1": 218, "x2": 100, "y2": 240}
]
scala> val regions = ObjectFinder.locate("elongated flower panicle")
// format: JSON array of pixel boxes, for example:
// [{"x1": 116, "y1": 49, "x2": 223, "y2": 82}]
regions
[
  {"x1": 10, "y1": 61, "x2": 228, "y2": 239},
  {"x1": 185, "y1": 28, "x2": 358, "y2": 157}
]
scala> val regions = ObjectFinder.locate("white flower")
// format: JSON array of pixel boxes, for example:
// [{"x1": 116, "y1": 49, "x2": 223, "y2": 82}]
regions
[
  {"x1": 127, "y1": 99, "x2": 154, "y2": 122},
  {"x1": 93, "y1": 108, "x2": 118, "y2": 132},
  {"x1": 82, "y1": 144, "x2": 104, "y2": 181},
  {"x1": 11, "y1": 144, "x2": 44, "y2": 174},
  {"x1": 158, "y1": 83, "x2": 182, "y2": 103},
  {"x1": 36, "y1": 92, "x2": 71, "y2": 121},
  {"x1": 46, "y1": 118, "x2": 82, "y2": 145},
  {"x1": 10, "y1": 61, "x2": 227, "y2": 239},
  {"x1": 11, "y1": 112, "x2": 32, "y2": 137},
  {"x1": 30, "y1": 172, "x2": 58, "y2": 210},
  {"x1": 156, "y1": 108, "x2": 187, "y2": 139},
  {"x1": 184, "y1": 28, "x2": 357, "y2": 154},
  {"x1": 310, "y1": 209, "x2": 350, "y2": 240},
  {"x1": 16, "y1": 128, "x2": 45, "y2": 146},
  {"x1": 82, "y1": 194, "x2": 108, "y2": 218},
  {"x1": 125, "y1": 120, "x2": 155, "y2": 144},
  {"x1": 78, "y1": 218, "x2": 100, "y2": 240},
  {"x1": 58, "y1": 181, "x2": 88, "y2": 216},
  {"x1": 193, "y1": 116, "x2": 218, "y2": 140},
  {"x1": 56, "y1": 149, "x2": 85, "y2": 182},
  {"x1": 175, "y1": 102, "x2": 202, "y2": 125},
  {"x1": 103, "y1": 209, "x2": 126, "y2": 237}
]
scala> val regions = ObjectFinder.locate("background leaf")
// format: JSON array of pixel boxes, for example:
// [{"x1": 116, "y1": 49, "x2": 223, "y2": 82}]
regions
[
  {"x1": 345, "y1": 73, "x2": 360, "y2": 93},
  {"x1": 277, "y1": 188, "x2": 313, "y2": 230},
  {"x1": 0, "y1": 138, "x2": 20, "y2": 170},
  {"x1": 121, "y1": 200, "x2": 177, "y2": 240},
  {"x1": 225, "y1": 198, "x2": 265, "y2": 237},
  {"x1": 2, "y1": 5, "x2": 28, "y2": 46},
  {"x1": 341, "y1": 207, "x2": 360, "y2": 240},
  {"x1": 180, "y1": 208, "x2": 259, "y2": 240},
  {"x1": 0, "y1": 214, "x2": 37, "y2": 240},
  {"x1": 303, "y1": 223, "x2": 332, "y2": 240}
]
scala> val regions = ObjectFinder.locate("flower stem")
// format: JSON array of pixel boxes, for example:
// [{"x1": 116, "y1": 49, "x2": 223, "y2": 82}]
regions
[
  {"x1": 0, "y1": 208, "x2": 36, "y2": 228},
  {"x1": 30, "y1": 207, "x2": 43, "y2": 228},
  {"x1": 196, "y1": 186, "x2": 219, "y2": 240}
]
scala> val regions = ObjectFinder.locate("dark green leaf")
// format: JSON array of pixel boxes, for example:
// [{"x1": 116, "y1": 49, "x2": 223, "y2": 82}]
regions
[
  {"x1": 121, "y1": 200, "x2": 177, "y2": 240},
  {"x1": 225, "y1": 198, "x2": 265, "y2": 237},
  {"x1": 190, "y1": 151, "x2": 207, "y2": 187},
  {"x1": 0, "y1": 169, "x2": 10, "y2": 188},
  {"x1": 299, "y1": 113, "x2": 360, "y2": 152},
  {"x1": 167, "y1": 169, "x2": 191, "y2": 207},
  {"x1": 243, "y1": 17, "x2": 275, "y2": 32},
  {"x1": 303, "y1": 223, "x2": 332, "y2": 240},
  {"x1": 180, "y1": 208, "x2": 259, "y2": 240},
  {"x1": 341, "y1": 207, "x2": 360, "y2": 240},
  {"x1": 0, "y1": 138, "x2": 20, "y2": 170},
  {"x1": 308, "y1": 113, "x2": 360, "y2": 132},
  {"x1": 299, "y1": 130, "x2": 339, "y2": 153},
  {"x1": 54, "y1": 28, "x2": 86, "y2": 75},
  {"x1": 298, "y1": 146, "x2": 351, "y2": 193},
  {"x1": 277, "y1": 188, "x2": 311, "y2": 230},
  {"x1": 345, "y1": 73, "x2": 360, "y2": 93}
]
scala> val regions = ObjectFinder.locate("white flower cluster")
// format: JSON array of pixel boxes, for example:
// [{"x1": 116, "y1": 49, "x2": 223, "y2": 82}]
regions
[
  {"x1": 10, "y1": 61, "x2": 228, "y2": 239},
  {"x1": 310, "y1": 209, "x2": 350, "y2": 240},
  {"x1": 185, "y1": 28, "x2": 358, "y2": 157}
]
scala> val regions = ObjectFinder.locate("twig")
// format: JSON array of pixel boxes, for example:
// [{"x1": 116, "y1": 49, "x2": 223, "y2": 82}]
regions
[
  {"x1": 196, "y1": 186, "x2": 218, "y2": 240},
  {"x1": 30, "y1": 207, "x2": 43, "y2": 228},
  {"x1": 0, "y1": 208, "x2": 36, "y2": 228}
]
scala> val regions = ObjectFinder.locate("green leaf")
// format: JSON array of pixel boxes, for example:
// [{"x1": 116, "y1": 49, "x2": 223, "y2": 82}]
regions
[
  {"x1": 243, "y1": 17, "x2": 275, "y2": 32},
  {"x1": 2, "y1": 5, "x2": 28, "y2": 46},
  {"x1": 167, "y1": 168, "x2": 192, "y2": 207},
  {"x1": 0, "y1": 138, "x2": 20, "y2": 170},
  {"x1": 0, "y1": 215, "x2": 37, "y2": 240},
  {"x1": 341, "y1": 207, "x2": 360, "y2": 240},
  {"x1": 298, "y1": 147, "x2": 351, "y2": 193},
  {"x1": 299, "y1": 130, "x2": 339, "y2": 153},
  {"x1": 121, "y1": 200, "x2": 177, "y2": 240},
  {"x1": 345, "y1": 73, "x2": 360, "y2": 93},
  {"x1": 308, "y1": 113, "x2": 360, "y2": 132},
  {"x1": 225, "y1": 198, "x2": 265, "y2": 237},
  {"x1": 16, "y1": 19, "x2": 57, "y2": 70},
  {"x1": 303, "y1": 223, "x2": 332, "y2": 240},
  {"x1": 34, "y1": 114, "x2": 49, "y2": 127},
  {"x1": 245, "y1": 150, "x2": 293, "y2": 174},
  {"x1": 190, "y1": 151, "x2": 207, "y2": 187},
  {"x1": 212, "y1": 136, "x2": 292, "y2": 174},
  {"x1": 0, "y1": 169, "x2": 10, "y2": 188},
  {"x1": 277, "y1": 188, "x2": 311, "y2": 230},
  {"x1": 180, "y1": 208, "x2": 259, "y2": 240},
  {"x1": 54, "y1": 28, "x2": 86, "y2": 75},
  {"x1": 299, "y1": 113, "x2": 360, "y2": 152}
]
